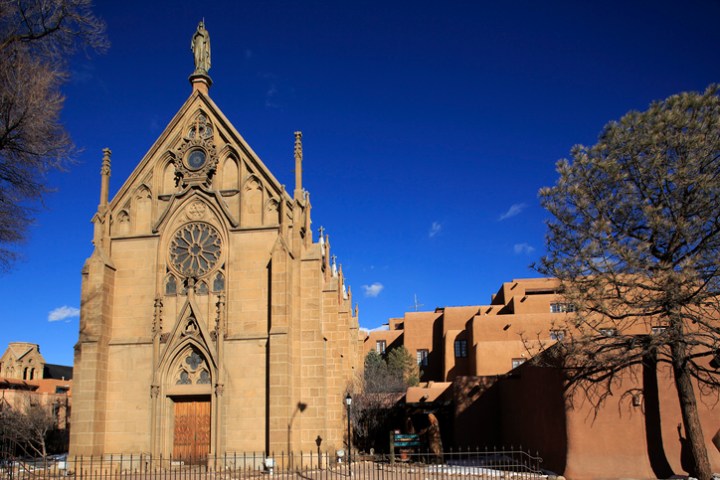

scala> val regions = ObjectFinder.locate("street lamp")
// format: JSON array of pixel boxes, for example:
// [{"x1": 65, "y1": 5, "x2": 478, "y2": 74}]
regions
[{"x1": 345, "y1": 393, "x2": 352, "y2": 475}]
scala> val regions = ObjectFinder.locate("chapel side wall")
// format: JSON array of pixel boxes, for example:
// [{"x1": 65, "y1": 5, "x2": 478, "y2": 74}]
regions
[
  {"x1": 267, "y1": 239, "x2": 293, "y2": 454},
  {"x1": 319, "y1": 281, "x2": 350, "y2": 451},
  {"x1": 103, "y1": 345, "x2": 153, "y2": 452},
  {"x1": 108, "y1": 238, "x2": 158, "y2": 340},
  {"x1": 222, "y1": 229, "x2": 277, "y2": 452},
  {"x1": 100, "y1": 237, "x2": 157, "y2": 452},
  {"x1": 221, "y1": 339, "x2": 268, "y2": 451},
  {"x1": 297, "y1": 256, "x2": 328, "y2": 450},
  {"x1": 69, "y1": 254, "x2": 115, "y2": 457},
  {"x1": 226, "y1": 231, "x2": 276, "y2": 338}
]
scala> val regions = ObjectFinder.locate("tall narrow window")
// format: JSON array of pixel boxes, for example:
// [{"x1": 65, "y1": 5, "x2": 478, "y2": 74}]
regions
[
  {"x1": 454, "y1": 340, "x2": 468, "y2": 358},
  {"x1": 376, "y1": 340, "x2": 386, "y2": 354},
  {"x1": 416, "y1": 349, "x2": 429, "y2": 367},
  {"x1": 213, "y1": 272, "x2": 225, "y2": 292},
  {"x1": 165, "y1": 275, "x2": 177, "y2": 296}
]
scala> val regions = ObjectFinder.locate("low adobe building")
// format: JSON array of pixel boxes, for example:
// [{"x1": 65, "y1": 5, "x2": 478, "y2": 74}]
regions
[{"x1": 365, "y1": 278, "x2": 720, "y2": 479}]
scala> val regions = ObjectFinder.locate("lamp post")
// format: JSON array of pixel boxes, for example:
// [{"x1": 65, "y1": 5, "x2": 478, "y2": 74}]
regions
[
  {"x1": 345, "y1": 393, "x2": 352, "y2": 476},
  {"x1": 315, "y1": 435, "x2": 323, "y2": 469}
]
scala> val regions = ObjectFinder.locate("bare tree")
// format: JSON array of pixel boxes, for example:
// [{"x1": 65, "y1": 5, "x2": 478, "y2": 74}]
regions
[
  {"x1": 537, "y1": 85, "x2": 720, "y2": 480},
  {"x1": 0, "y1": 401, "x2": 55, "y2": 459},
  {"x1": 0, "y1": 0, "x2": 107, "y2": 270},
  {"x1": 349, "y1": 349, "x2": 419, "y2": 452}
]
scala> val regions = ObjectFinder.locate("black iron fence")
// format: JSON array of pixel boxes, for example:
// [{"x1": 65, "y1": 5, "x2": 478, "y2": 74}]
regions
[{"x1": 0, "y1": 448, "x2": 544, "y2": 480}]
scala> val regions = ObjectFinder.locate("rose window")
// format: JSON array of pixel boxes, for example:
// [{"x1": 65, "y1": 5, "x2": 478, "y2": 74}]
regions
[{"x1": 169, "y1": 222, "x2": 222, "y2": 277}]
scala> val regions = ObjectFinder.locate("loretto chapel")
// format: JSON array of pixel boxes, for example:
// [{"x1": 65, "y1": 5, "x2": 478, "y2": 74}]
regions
[{"x1": 70, "y1": 22, "x2": 361, "y2": 460}]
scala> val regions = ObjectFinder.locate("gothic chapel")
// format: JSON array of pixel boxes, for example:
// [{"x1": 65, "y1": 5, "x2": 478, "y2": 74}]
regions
[{"x1": 70, "y1": 23, "x2": 361, "y2": 460}]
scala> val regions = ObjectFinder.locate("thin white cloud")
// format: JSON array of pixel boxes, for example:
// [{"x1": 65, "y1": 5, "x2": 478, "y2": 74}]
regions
[
  {"x1": 359, "y1": 325, "x2": 390, "y2": 334},
  {"x1": 513, "y1": 243, "x2": 536, "y2": 255},
  {"x1": 429, "y1": 221, "x2": 442, "y2": 238},
  {"x1": 499, "y1": 203, "x2": 528, "y2": 221},
  {"x1": 362, "y1": 282, "x2": 384, "y2": 298},
  {"x1": 265, "y1": 84, "x2": 279, "y2": 108},
  {"x1": 48, "y1": 306, "x2": 80, "y2": 322}
]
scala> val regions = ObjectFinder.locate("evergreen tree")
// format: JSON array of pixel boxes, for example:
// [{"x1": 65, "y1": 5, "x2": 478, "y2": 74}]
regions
[{"x1": 538, "y1": 85, "x2": 720, "y2": 479}]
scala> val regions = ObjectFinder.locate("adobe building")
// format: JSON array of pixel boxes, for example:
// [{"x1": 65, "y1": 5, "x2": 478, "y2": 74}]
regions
[
  {"x1": 70, "y1": 23, "x2": 361, "y2": 461},
  {"x1": 366, "y1": 278, "x2": 720, "y2": 479},
  {"x1": 365, "y1": 277, "x2": 565, "y2": 381}
]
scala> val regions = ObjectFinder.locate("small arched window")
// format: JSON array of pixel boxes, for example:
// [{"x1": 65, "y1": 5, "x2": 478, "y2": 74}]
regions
[{"x1": 212, "y1": 272, "x2": 225, "y2": 292}]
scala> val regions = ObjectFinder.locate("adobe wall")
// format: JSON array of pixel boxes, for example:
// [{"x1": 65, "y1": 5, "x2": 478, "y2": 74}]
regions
[
  {"x1": 498, "y1": 362, "x2": 720, "y2": 479},
  {"x1": 495, "y1": 364, "x2": 568, "y2": 474}
]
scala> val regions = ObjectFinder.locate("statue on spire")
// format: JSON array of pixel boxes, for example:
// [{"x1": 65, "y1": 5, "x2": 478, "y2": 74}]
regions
[{"x1": 191, "y1": 20, "x2": 211, "y2": 75}]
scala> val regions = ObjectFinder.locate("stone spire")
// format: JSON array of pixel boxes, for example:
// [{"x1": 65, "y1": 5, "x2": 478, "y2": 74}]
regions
[
  {"x1": 294, "y1": 131, "x2": 303, "y2": 200},
  {"x1": 189, "y1": 20, "x2": 212, "y2": 94}
]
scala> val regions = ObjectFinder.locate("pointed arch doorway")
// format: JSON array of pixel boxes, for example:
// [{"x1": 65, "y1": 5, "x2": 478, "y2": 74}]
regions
[
  {"x1": 172, "y1": 395, "x2": 211, "y2": 463},
  {"x1": 159, "y1": 341, "x2": 216, "y2": 464}
]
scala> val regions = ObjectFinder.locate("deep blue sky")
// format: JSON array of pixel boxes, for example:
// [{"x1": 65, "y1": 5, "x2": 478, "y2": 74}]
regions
[{"x1": 3, "y1": 1, "x2": 720, "y2": 366}]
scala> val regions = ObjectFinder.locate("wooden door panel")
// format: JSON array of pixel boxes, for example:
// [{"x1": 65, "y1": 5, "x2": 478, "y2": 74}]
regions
[
  {"x1": 195, "y1": 400, "x2": 211, "y2": 459},
  {"x1": 173, "y1": 398, "x2": 210, "y2": 463}
]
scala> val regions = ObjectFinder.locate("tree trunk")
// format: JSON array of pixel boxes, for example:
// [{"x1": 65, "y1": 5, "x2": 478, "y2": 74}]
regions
[{"x1": 671, "y1": 342, "x2": 712, "y2": 480}]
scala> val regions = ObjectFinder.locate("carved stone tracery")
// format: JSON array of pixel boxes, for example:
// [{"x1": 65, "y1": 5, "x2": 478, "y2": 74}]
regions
[
  {"x1": 174, "y1": 346, "x2": 211, "y2": 386},
  {"x1": 175, "y1": 113, "x2": 218, "y2": 188},
  {"x1": 169, "y1": 222, "x2": 222, "y2": 278}
]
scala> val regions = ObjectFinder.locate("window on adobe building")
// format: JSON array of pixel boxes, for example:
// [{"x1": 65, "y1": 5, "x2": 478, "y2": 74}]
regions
[
  {"x1": 599, "y1": 328, "x2": 617, "y2": 337},
  {"x1": 550, "y1": 330, "x2": 565, "y2": 341},
  {"x1": 376, "y1": 340, "x2": 386, "y2": 354},
  {"x1": 454, "y1": 340, "x2": 468, "y2": 358},
  {"x1": 550, "y1": 302, "x2": 576, "y2": 313},
  {"x1": 651, "y1": 326, "x2": 667, "y2": 335},
  {"x1": 511, "y1": 358, "x2": 526, "y2": 369},
  {"x1": 416, "y1": 349, "x2": 429, "y2": 366}
]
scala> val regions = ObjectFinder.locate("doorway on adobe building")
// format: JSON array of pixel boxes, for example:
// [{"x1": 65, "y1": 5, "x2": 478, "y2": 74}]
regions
[{"x1": 172, "y1": 395, "x2": 211, "y2": 464}]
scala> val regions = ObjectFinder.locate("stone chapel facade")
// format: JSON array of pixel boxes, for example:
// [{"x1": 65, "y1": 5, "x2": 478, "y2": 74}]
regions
[{"x1": 69, "y1": 32, "x2": 361, "y2": 459}]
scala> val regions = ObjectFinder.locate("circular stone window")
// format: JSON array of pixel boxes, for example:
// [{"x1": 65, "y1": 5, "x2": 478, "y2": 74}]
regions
[{"x1": 169, "y1": 222, "x2": 222, "y2": 277}]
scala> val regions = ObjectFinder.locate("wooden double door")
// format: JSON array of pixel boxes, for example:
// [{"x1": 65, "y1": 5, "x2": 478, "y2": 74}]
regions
[{"x1": 173, "y1": 396, "x2": 211, "y2": 464}]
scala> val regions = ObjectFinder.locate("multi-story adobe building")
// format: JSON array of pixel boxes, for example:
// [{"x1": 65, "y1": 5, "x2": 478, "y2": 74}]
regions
[
  {"x1": 69, "y1": 23, "x2": 361, "y2": 462},
  {"x1": 364, "y1": 277, "x2": 565, "y2": 380},
  {"x1": 363, "y1": 278, "x2": 720, "y2": 479}
]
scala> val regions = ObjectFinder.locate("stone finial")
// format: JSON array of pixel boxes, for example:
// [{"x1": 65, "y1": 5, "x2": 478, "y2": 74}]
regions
[
  {"x1": 294, "y1": 131, "x2": 303, "y2": 200},
  {"x1": 101, "y1": 148, "x2": 111, "y2": 176},
  {"x1": 99, "y1": 148, "x2": 111, "y2": 211}
]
